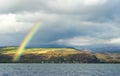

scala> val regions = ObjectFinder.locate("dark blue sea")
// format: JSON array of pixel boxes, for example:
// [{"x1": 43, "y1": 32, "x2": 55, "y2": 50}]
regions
[{"x1": 0, "y1": 64, "x2": 120, "y2": 76}]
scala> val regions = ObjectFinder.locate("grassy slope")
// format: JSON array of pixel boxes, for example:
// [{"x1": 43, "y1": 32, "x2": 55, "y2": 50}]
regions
[
  {"x1": 0, "y1": 47, "x2": 120, "y2": 63},
  {"x1": 0, "y1": 47, "x2": 80, "y2": 55}
]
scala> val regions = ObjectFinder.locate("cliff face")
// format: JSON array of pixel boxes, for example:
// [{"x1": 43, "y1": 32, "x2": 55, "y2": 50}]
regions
[{"x1": 0, "y1": 47, "x2": 120, "y2": 63}]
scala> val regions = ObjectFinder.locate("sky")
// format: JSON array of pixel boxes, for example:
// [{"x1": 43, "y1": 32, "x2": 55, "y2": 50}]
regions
[{"x1": 0, "y1": 0, "x2": 120, "y2": 48}]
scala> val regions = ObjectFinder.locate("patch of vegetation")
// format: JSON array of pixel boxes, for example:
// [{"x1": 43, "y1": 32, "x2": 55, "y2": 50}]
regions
[
  {"x1": 0, "y1": 47, "x2": 120, "y2": 63},
  {"x1": 95, "y1": 53, "x2": 120, "y2": 63}
]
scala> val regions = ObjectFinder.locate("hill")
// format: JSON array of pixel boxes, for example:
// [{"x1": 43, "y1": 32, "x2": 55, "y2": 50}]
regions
[{"x1": 0, "y1": 47, "x2": 120, "y2": 63}]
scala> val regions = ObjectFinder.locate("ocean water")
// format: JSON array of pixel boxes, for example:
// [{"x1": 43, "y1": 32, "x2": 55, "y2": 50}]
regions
[{"x1": 0, "y1": 64, "x2": 120, "y2": 76}]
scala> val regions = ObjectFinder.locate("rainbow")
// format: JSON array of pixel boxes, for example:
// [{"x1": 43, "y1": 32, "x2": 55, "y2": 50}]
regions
[{"x1": 13, "y1": 21, "x2": 42, "y2": 61}]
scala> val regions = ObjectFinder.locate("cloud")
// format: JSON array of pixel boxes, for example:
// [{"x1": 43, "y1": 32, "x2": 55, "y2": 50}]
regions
[
  {"x1": 56, "y1": 37, "x2": 95, "y2": 46},
  {"x1": 0, "y1": 0, "x2": 120, "y2": 47},
  {"x1": 1, "y1": 11, "x2": 120, "y2": 46},
  {"x1": 109, "y1": 38, "x2": 120, "y2": 44},
  {"x1": 55, "y1": 36, "x2": 109, "y2": 46},
  {"x1": 55, "y1": 36, "x2": 120, "y2": 47},
  {"x1": 84, "y1": 0, "x2": 107, "y2": 6},
  {"x1": 0, "y1": 13, "x2": 33, "y2": 34}
]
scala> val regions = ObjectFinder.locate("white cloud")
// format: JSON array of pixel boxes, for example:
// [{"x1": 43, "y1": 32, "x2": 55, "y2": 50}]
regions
[
  {"x1": 0, "y1": 12, "x2": 60, "y2": 34},
  {"x1": 109, "y1": 38, "x2": 120, "y2": 44},
  {"x1": 56, "y1": 37, "x2": 120, "y2": 47},
  {"x1": 0, "y1": 0, "x2": 19, "y2": 11},
  {"x1": 0, "y1": 14, "x2": 16, "y2": 33},
  {"x1": 84, "y1": 0, "x2": 107, "y2": 6},
  {"x1": 16, "y1": 12, "x2": 59, "y2": 23},
  {"x1": 0, "y1": 13, "x2": 33, "y2": 33},
  {"x1": 0, "y1": 0, "x2": 16, "y2": 7},
  {"x1": 47, "y1": 0, "x2": 83, "y2": 11},
  {"x1": 56, "y1": 36, "x2": 108, "y2": 46}
]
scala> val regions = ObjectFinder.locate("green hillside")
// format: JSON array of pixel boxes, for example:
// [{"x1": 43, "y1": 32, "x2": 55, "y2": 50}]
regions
[{"x1": 0, "y1": 47, "x2": 120, "y2": 63}]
